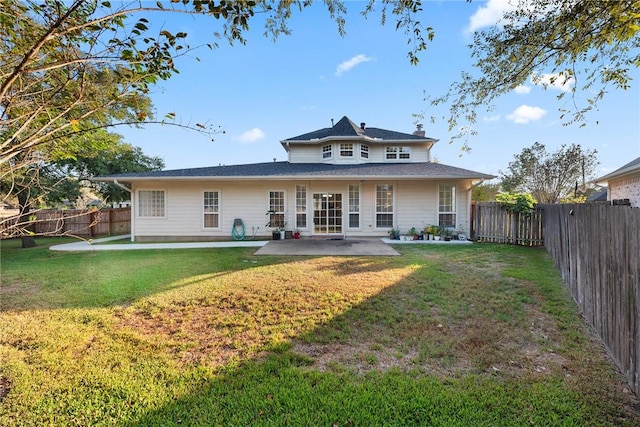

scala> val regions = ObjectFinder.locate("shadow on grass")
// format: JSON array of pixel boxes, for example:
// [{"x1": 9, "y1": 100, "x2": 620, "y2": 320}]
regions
[
  {"x1": 117, "y1": 246, "x2": 639, "y2": 426},
  {"x1": 2, "y1": 242, "x2": 638, "y2": 425}
]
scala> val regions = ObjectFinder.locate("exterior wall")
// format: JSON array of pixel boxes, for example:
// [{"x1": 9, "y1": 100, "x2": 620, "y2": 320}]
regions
[
  {"x1": 609, "y1": 174, "x2": 640, "y2": 207},
  {"x1": 288, "y1": 141, "x2": 430, "y2": 164},
  {"x1": 130, "y1": 178, "x2": 473, "y2": 241}
]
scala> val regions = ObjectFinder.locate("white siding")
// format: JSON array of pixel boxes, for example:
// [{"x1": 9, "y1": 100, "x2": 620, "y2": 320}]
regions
[
  {"x1": 131, "y1": 178, "x2": 473, "y2": 240},
  {"x1": 288, "y1": 145, "x2": 321, "y2": 163},
  {"x1": 288, "y1": 141, "x2": 431, "y2": 164}
]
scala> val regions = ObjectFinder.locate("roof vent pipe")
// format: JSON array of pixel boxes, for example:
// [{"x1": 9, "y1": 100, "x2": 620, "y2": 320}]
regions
[{"x1": 360, "y1": 122, "x2": 366, "y2": 130}]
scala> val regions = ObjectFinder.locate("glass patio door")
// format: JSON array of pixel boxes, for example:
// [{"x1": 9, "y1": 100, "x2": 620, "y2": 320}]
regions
[{"x1": 313, "y1": 193, "x2": 342, "y2": 234}]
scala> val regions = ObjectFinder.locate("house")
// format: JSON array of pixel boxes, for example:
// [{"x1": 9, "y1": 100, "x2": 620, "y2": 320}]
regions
[
  {"x1": 93, "y1": 116, "x2": 494, "y2": 241},
  {"x1": 594, "y1": 156, "x2": 640, "y2": 207}
]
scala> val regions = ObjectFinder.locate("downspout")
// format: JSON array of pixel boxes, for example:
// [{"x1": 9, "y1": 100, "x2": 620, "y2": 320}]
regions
[
  {"x1": 114, "y1": 180, "x2": 134, "y2": 242},
  {"x1": 467, "y1": 179, "x2": 486, "y2": 239}
]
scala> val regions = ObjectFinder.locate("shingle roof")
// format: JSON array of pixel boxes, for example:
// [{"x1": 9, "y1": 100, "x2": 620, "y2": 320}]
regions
[
  {"x1": 282, "y1": 116, "x2": 436, "y2": 142},
  {"x1": 94, "y1": 161, "x2": 495, "y2": 182},
  {"x1": 594, "y1": 156, "x2": 640, "y2": 183}
]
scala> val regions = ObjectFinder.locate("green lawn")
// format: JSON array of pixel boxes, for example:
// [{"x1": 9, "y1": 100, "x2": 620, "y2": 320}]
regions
[{"x1": 1, "y1": 238, "x2": 638, "y2": 426}]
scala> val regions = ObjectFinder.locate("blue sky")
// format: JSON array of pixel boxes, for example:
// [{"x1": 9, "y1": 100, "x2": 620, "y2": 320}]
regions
[{"x1": 119, "y1": 0, "x2": 640, "y2": 180}]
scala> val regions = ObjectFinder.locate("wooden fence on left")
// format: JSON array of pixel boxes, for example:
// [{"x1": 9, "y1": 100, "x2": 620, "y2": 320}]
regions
[{"x1": 1, "y1": 207, "x2": 131, "y2": 238}]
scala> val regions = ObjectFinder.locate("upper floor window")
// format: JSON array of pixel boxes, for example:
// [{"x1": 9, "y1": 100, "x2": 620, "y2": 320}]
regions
[
  {"x1": 360, "y1": 144, "x2": 369, "y2": 159},
  {"x1": 340, "y1": 143, "x2": 354, "y2": 158},
  {"x1": 322, "y1": 144, "x2": 332, "y2": 159},
  {"x1": 386, "y1": 146, "x2": 411, "y2": 160},
  {"x1": 138, "y1": 190, "x2": 165, "y2": 218}
]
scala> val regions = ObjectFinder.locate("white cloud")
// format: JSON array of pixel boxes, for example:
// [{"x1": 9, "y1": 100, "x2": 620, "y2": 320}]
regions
[
  {"x1": 531, "y1": 72, "x2": 575, "y2": 92},
  {"x1": 335, "y1": 54, "x2": 373, "y2": 76},
  {"x1": 514, "y1": 85, "x2": 531, "y2": 94},
  {"x1": 465, "y1": 0, "x2": 517, "y2": 34},
  {"x1": 507, "y1": 105, "x2": 547, "y2": 124},
  {"x1": 235, "y1": 128, "x2": 265, "y2": 143}
]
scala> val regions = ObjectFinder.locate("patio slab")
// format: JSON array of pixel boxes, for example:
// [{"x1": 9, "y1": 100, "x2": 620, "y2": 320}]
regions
[{"x1": 254, "y1": 238, "x2": 400, "y2": 256}]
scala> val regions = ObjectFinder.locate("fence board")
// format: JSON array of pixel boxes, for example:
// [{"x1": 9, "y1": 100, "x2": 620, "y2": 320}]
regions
[
  {"x1": 471, "y1": 202, "x2": 544, "y2": 246},
  {"x1": 543, "y1": 203, "x2": 639, "y2": 397},
  {"x1": 0, "y1": 207, "x2": 131, "y2": 238}
]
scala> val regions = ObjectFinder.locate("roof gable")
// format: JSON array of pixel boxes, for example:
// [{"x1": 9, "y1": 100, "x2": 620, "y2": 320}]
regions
[{"x1": 282, "y1": 115, "x2": 436, "y2": 142}]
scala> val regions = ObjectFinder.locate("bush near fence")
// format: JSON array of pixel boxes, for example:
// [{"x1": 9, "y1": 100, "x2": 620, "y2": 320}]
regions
[{"x1": 0, "y1": 207, "x2": 131, "y2": 238}]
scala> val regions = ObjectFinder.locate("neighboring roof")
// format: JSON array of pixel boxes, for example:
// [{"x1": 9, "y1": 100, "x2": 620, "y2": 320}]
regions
[
  {"x1": 594, "y1": 156, "x2": 640, "y2": 183},
  {"x1": 93, "y1": 161, "x2": 495, "y2": 182},
  {"x1": 281, "y1": 116, "x2": 437, "y2": 144},
  {"x1": 587, "y1": 188, "x2": 607, "y2": 202}
]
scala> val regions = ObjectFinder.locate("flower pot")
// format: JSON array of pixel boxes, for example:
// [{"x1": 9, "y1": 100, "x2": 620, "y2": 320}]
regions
[
  {"x1": 294, "y1": 232, "x2": 301, "y2": 239},
  {"x1": 272, "y1": 231, "x2": 280, "y2": 240},
  {"x1": 280, "y1": 231, "x2": 286, "y2": 240}
]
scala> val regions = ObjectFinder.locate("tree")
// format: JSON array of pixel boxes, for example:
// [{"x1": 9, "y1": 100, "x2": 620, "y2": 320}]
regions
[
  {"x1": 1, "y1": 0, "x2": 431, "y2": 244},
  {"x1": 500, "y1": 142, "x2": 598, "y2": 204},
  {"x1": 430, "y1": 0, "x2": 639, "y2": 146},
  {"x1": 472, "y1": 182, "x2": 501, "y2": 202},
  {"x1": 53, "y1": 132, "x2": 165, "y2": 205}
]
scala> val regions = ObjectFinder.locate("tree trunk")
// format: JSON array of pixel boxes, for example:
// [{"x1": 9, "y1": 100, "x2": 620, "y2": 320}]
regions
[{"x1": 17, "y1": 190, "x2": 37, "y2": 248}]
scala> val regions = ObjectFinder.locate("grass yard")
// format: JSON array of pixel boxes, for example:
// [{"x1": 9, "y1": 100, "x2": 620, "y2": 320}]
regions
[{"x1": 1, "y1": 238, "x2": 638, "y2": 426}]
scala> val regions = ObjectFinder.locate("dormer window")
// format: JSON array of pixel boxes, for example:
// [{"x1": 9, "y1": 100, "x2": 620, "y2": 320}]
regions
[
  {"x1": 386, "y1": 146, "x2": 411, "y2": 160},
  {"x1": 360, "y1": 144, "x2": 369, "y2": 159},
  {"x1": 340, "y1": 143, "x2": 354, "y2": 158},
  {"x1": 322, "y1": 144, "x2": 332, "y2": 159}
]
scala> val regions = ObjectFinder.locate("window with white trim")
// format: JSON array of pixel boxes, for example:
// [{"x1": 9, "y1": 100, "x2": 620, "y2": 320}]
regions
[
  {"x1": 296, "y1": 185, "x2": 307, "y2": 229},
  {"x1": 385, "y1": 146, "x2": 411, "y2": 160},
  {"x1": 340, "y1": 143, "x2": 354, "y2": 158},
  {"x1": 348, "y1": 184, "x2": 360, "y2": 228},
  {"x1": 375, "y1": 184, "x2": 394, "y2": 228},
  {"x1": 268, "y1": 190, "x2": 286, "y2": 229},
  {"x1": 138, "y1": 190, "x2": 165, "y2": 217},
  {"x1": 360, "y1": 144, "x2": 369, "y2": 159},
  {"x1": 203, "y1": 191, "x2": 220, "y2": 228},
  {"x1": 322, "y1": 144, "x2": 332, "y2": 159},
  {"x1": 438, "y1": 184, "x2": 456, "y2": 228}
]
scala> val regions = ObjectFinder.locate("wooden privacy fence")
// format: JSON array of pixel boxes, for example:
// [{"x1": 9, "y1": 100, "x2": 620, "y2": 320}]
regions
[
  {"x1": 543, "y1": 203, "x2": 640, "y2": 397},
  {"x1": 471, "y1": 202, "x2": 544, "y2": 246},
  {"x1": 2, "y1": 207, "x2": 132, "y2": 238},
  {"x1": 37, "y1": 207, "x2": 131, "y2": 237}
]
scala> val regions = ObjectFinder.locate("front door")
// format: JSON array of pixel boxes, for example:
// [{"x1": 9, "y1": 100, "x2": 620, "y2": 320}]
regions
[{"x1": 313, "y1": 193, "x2": 342, "y2": 234}]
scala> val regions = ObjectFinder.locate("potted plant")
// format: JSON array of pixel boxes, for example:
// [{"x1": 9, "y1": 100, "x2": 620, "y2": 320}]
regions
[
  {"x1": 456, "y1": 227, "x2": 467, "y2": 241},
  {"x1": 389, "y1": 227, "x2": 400, "y2": 240},
  {"x1": 427, "y1": 225, "x2": 439, "y2": 241},
  {"x1": 266, "y1": 210, "x2": 286, "y2": 240},
  {"x1": 441, "y1": 227, "x2": 452, "y2": 241},
  {"x1": 408, "y1": 227, "x2": 419, "y2": 240}
]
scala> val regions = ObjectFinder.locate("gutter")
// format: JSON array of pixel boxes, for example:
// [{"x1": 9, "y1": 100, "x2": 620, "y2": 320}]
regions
[
  {"x1": 467, "y1": 179, "x2": 487, "y2": 238},
  {"x1": 113, "y1": 179, "x2": 131, "y2": 193}
]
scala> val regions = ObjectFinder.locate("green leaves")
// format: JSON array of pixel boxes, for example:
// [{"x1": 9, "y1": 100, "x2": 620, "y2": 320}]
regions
[{"x1": 496, "y1": 192, "x2": 537, "y2": 217}]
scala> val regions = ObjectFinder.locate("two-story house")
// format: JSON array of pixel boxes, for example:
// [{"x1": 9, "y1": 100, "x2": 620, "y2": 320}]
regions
[{"x1": 93, "y1": 116, "x2": 494, "y2": 241}]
